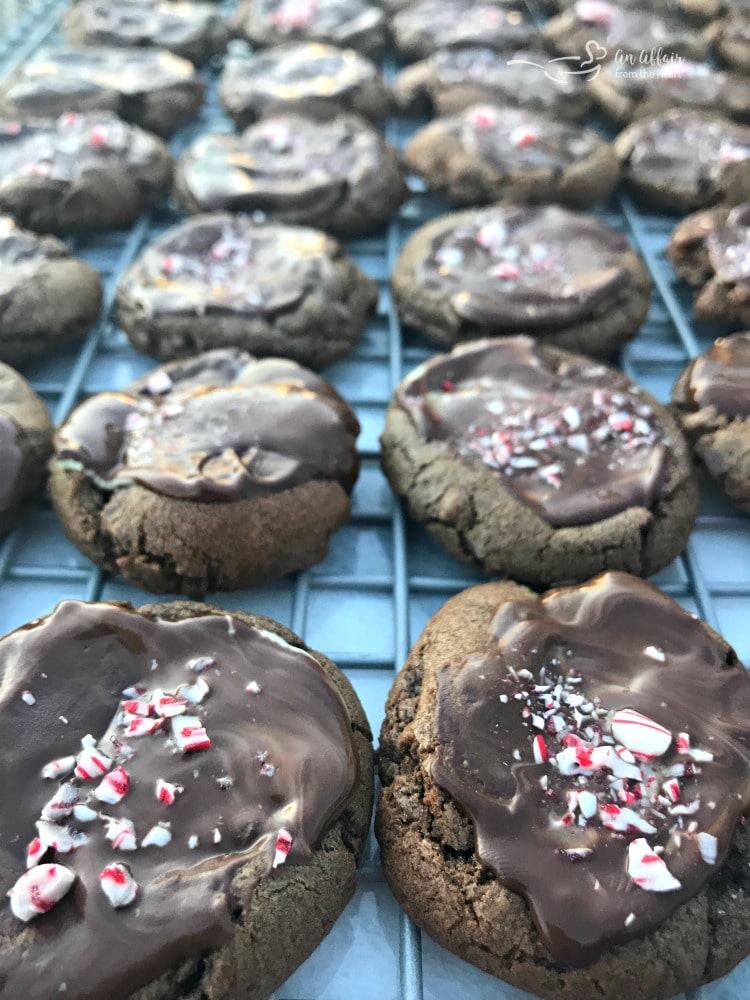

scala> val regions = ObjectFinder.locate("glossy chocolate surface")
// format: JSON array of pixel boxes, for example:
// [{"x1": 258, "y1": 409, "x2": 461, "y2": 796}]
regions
[
  {"x1": 0, "y1": 600, "x2": 359, "y2": 997},
  {"x1": 236, "y1": 0, "x2": 384, "y2": 47},
  {"x1": 0, "y1": 412, "x2": 22, "y2": 519},
  {"x1": 559, "y1": 0, "x2": 698, "y2": 52},
  {"x1": 433, "y1": 572, "x2": 750, "y2": 965},
  {"x1": 687, "y1": 332, "x2": 750, "y2": 418},
  {"x1": 596, "y1": 59, "x2": 750, "y2": 116},
  {"x1": 706, "y1": 203, "x2": 750, "y2": 285},
  {"x1": 394, "y1": 0, "x2": 536, "y2": 53},
  {"x1": 67, "y1": 0, "x2": 225, "y2": 48}
]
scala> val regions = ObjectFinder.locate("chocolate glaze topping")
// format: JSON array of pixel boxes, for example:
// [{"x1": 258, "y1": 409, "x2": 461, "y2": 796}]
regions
[
  {"x1": 398, "y1": 338, "x2": 666, "y2": 527},
  {"x1": 432, "y1": 572, "x2": 750, "y2": 966},
  {"x1": 67, "y1": 0, "x2": 226, "y2": 49},
  {"x1": 55, "y1": 348, "x2": 360, "y2": 502},
  {"x1": 0, "y1": 413, "x2": 22, "y2": 519},
  {"x1": 394, "y1": 0, "x2": 537, "y2": 54},
  {"x1": 597, "y1": 59, "x2": 750, "y2": 116},
  {"x1": 419, "y1": 205, "x2": 631, "y2": 329},
  {"x1": 705, "y1": 203, "x2": 750, "y2": 285},
  {"x1": 686, "y1": 332, "x2": 750, "y2": 418},
  {"x1": 237, "y1": 0, "x2": 384, "y2": 47},
  {"x1": 560, "y1": 0, "x2": 698, "y2": 53},
  {"x1": 0, "y1": 600, "x2": 359, "y2": 998},
  {"x1": 430, "y1": 46, "x2": 588, "y2": 104}
]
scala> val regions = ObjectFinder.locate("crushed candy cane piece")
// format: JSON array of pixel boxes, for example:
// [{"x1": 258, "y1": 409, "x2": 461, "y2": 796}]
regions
[
  {"x1": 676, "y1": 732, "x2": 690, "y2": 753},
  {"x1": 73, "y1": 803, "x2": 98, "y2": 823},
  {"x1": 644, "y1": 645, "x2": 666, "y2": 662},
  {"x1": 578, "y1": 790, "x2": 598, "y2": 819},
  {"x1": 533, "y1": 734, "x2": 549, "y2": 763},
  {"x1": 172, "y1": 716, "x2": 211, "y2": 752},
  {"x1": 610, "y1": 709, "x2": 671, "y2": 760},
  {"x1": 152, "y1": 690, "x2": 187, "y2": 718},
  {"x1": 599, "y1": 804, "x2": 656, "y2": 834},
  {"x1": 188, "y1": 834, "x2": 199, "y2": 849},
  {"x1": 213, "y1": 828, "x2": 222, "y2": 844},
  {"x1": 99, "y1": 864, "x2": 138, "y2": 908},
  {"x1": 122, "y1": 699, "x2": 152, "y2": 717},
  {"x1": 41, "y1": 756, "x2": 76, "y2": 780},
  {"x1": 105, "y1": 817, "x2": 137, "y2": 851},
  {"x1": 155, "y1": 778, "x2": 183, "y2": 805},
  {"x1": 661, "y1": 779, "x2": 680, "y2": 803},
  {"x1": 559, "y1": 847, "x2": 592, "y2": 861},
  {"x1": 41, "y1": 783, "x2": 79, "y2": 821},
  {"x1": 94, "y1": 767, "x2": 130, "y2": 805},
  {"x1": 121, "y1": 684, "x2": 146, "y2": 699},
  {"x1": 122, "y1": 715, "x2": 162, "y2": 737},
  {"x1": 141, "y1": 823, "x2": 172, "y2": 848},
  {"x1": 26, "y1": 837, "x2": 44, "y2": 868},
  {"x1": 627, "y1": 838, "x2": 681, "y2": 892},
  {"x1": 36, "y1": 820, "x2": 88, "y2": 854},
  {"x1": 178, "y1": 676, "x2": 210, "y2": 704},
  {"x1": 21, "y1": 690, "x2": 36, "y2": 705},
  {"x1": 245, "y1": 681, "x2": 262, "y2": 695},
  {"x1": 187, "y1": 656, "x2": 216, "y2": 672},
  {"x1": 689, "y1": 748, "x2": 714, "y2": 763},
  {"x1": 74, "y1": 747, "x2": 112, "y2": 781},
  {"x1": 273, "y1": 829, "x2": 293, "y2": 868},
  {"x1": 8, "y1": 863, "x2": 76, "y2": 921},
  {"x1": 697, "y1": 831, "x2": 718, "y2": 864},
  {"x1": 145, "y1": 369, "x2": 172, "y2": 394},
  {"x1": 216, "y1": 776, "x2": 233, "y2": 789}
]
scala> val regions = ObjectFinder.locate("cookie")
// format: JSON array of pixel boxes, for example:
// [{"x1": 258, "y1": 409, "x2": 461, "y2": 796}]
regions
[
  {"x1": 391, "y1": 205, "x2": 651, "y2": 355},
  {"x1": 233, "y1": 0, "x2": 387, "y2": 61},
  {"x1": 544, "y1": 1, "x2": 711, "y2": 62},
  {"x1": 553, "y1": 0, "x2": 722, "y2": 20},
  {"x1": 115, "y1": 213, "x2": 378, "y2": 368},
  {"x1": 0, "y1": 598, "x2": 373, "y2": 999},
  {"x1": 49, "y1": 349, "x2": 360, "y2": 594},
  {"x1": 63, "y1": 0, "x2": 231, "y2": 66},
  {"x1": 0, "y1": 112, "x2": 173, "y2": 235},
  {"x1": 590, "y1": 59, "x2": 750, "y2": 127},
  {"x1": 667, "y1": 203, "x2": 750, "y2": 325},
  {"x1": 381, "y1": 337, "x2": 697, "y2": 585},
  {"x1": 404, "y1": 104, "x2": 618, "y2": 210},
  {"x1": 711, "y1": 13, "x2": 750, "y2": 73},
  {"x1": 391, "y1": 0, "x2": 538, "y2": 60},
  {"x1": 219, "y1": 42, "x2": 389, "y2": 129},
  {"x1": 377, "y1": 571, "x2": 750, "y2": 999},
  {"x1": 0, "y1": 47, "x2": 204, "y2": 138},
  {"x1": 672, "y1": 332, "x2": 750, "y2": 513},
  {"x1": 392, "y1": 46, "x2": 592, "y2": 122},
  {"x1": 174, "y1": 114, "x2": 407, "y2": 237},
  {"x1": 0, "y1": 362, "x2": 53, "y2": 537},
  {"x1": 614, "y1": 110, "x2": 750, "y2": 213}
]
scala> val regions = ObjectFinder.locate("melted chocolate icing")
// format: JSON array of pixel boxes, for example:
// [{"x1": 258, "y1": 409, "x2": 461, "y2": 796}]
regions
[
  {"x1": 432, "y1": 572, "x2": 750, "y2": 965},
  {"x1": 706, "y1": 203, "x2": 750, "y2": 285},
  {"x1": 0, "y1": 600, "x2": 359, "y2": 998},
  {"x1": 398, "y1": 338, "x2": 666, "y2": 527},
  {"x1": 55, "y1": 348, "x2": 359, "y2": 503},
  {"x1": 0, "y1": 412, "x2": 22, "y2": 519},
  {"x1": 686, "y1": 332, "x2": 750, "y2": 418},
  {"x1": 69, "y1": 0, "x2": 224, "y2": 48},
  {"x1": 563, "y1": 0, "x2": 698, "y2": 52},
  {"x1": 395, "y1": 0, "x2": 537, "y2": 53},
  {"x1": 238, "y1": 0, "x2": 384, "y2": 46},
  {"x1": 430, "y1": 46, "x2": 588, "y2": 103},
  {"x1": 598, "y1": 59, "x2": 748, "y2": 111},
  {"x1": 418, "y1": 205, "x2": 631, "y2": 329}
]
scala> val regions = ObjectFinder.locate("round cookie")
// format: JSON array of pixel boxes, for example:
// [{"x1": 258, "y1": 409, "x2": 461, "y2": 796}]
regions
[
  {"x1": 174, "y1": 114, "x2": 407, "y2": 237},
  {"x1": 391, "y1": 0, "x2": 538, "y2": 60},
  {"x1": 711, "y1": 13, "x2": 750, "y2": 73},
  {"x1": 49, "y1": 349, "x2": 361, "y2": 594},
  {"x1": 377, "y1": 572, "x2": 750, "y2": 1000},
  {"x1": 219, "y1": 42, "x2": 389, "y2": 129},
  {"x1": 404, "y1": 104, "x2": 619, "y2": 209},
  {"x1": 391, "y1": 205, "x2": 651, "y2": 355},
  {"x1": 0, "y1": 47, "x2": 204, "y2": 138},
  {"x1": 0, "y1": 362, "x2": 53, "y2": 537},
  {"x1": 672, "y1": 332, "x2": 750, "y2": 513},
  {"x1": 0, "y1": 112, "x2": 173, "y2": 235},
  {"x1": 115, "y1": 213, "x2": 378, "y2": 368},
  {"x1": 63, "y1": 0, "x2": 231, "y2": 65},
  {"x1": 393, "y1": 46, "x2": 592, "y2": 122},
  {"x1": 233, "y1": 0, "x2": 387, "y2": 61},
  {"x1": 0, "y1": 217, "x2": 102, "y2": 365},
  {"x1": 0, "y1": 598, "x2": 373, "y2": 999},
  {"x1": 381, "y1": 337, "x2": 697, "y2": 586},
  {"x1": 614, "y1": 110, "x2": 750, "y2": 213}
]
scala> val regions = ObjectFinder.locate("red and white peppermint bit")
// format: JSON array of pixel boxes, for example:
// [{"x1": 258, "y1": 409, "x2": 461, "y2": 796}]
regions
[
  {"x1": 155, "y1": 778, "x2": 184, "y2": 805},
  {"x1": 121, "y1": 684, "x2": 146, "y2": 699},
  {"x1": 273, "y1": 829, "x2": 293, "y2": 869},
  {"x1": 245, "y1": 681, "x2": 262, "y2": 695},
  {"x1": 122, "y1": 699, "x2": 152, "y2": 717},
  {"x1": 26, "y1": 837, "x2": 44, "y2": 869},
  {"x1": 141, "y1": 823, "x2": 172, "y2": 848},
  {"x1": 145, "y1": 369, "x2": 172, "y2": 395},
  {"x1": 99, "y1": 864, "x2": 138, "y2": 908},
  {"x1": 599, "y1": 804, "x2": 656, "y2": 834},
  {"x1": 8, "y1": 864, "x2": 76, "y2": 922},
  {"x1": 35, "y1": 820, "x2": 88, "y2": 854},
  {"x1": 697, "y1": 831, "x2": 718, "y2": 864},
  {"x1": 178, "y1": 676, "x2": 210, "y2": 704},
  {"x1": 74, "y1": 746, "x2": 112, "y2": 781},
  {"x1": 661, "y1": 779, "x2": 680, "y2": 803},
  {"x1": 627, "y1": 838, "x2": 681, "y2": 892},
  {"x1": 186, "y1": 656, "x2": 216, "y2": 673},
  {"x1": 122, "y1": 715, "x2": 162, "y2": 737},
  {"x1": 509, "y1": 126, "x2": 537, "y2": 148},
  {"x1": 21, "y1": 690, "x2": 36, "y2": 705},
  {"x1": 41, "y1": 783, "x2": 79, "y2": 821},
  {"x1": 533, "y1": 735, "x2": 549, "y2": 764},
  {"x1": 472, "y1": 105, "x2": 499, "y2": 129},
  {"x1": 575, "y1": 0, "x2": 613, "y2": 24},
  {"x1": 151, "y1": 689, "x2": 187, "y2": 718},
  {"x1": 676, "y1": 732, "x2": 690, "y2": 753},
  {"x1": 172, "y1": 716, "x2": 211, "y2": 753},
  {"x1": 610, "y1": 709, "x2": 672, "y2": 760},
  {"x1": 105, "y1": 817, "x2": 137, "y2": 851},
  {"x1": 40, "y1": 755, "x2": 76, "y2": 780},
  {"x1": 94, "y1": 767, "x2": 130, "y2": 805}
]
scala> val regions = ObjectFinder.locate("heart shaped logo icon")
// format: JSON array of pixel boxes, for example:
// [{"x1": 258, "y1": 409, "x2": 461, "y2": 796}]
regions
[{"x1": 582, "y1": 39, "x2": 608, "y2": 67}]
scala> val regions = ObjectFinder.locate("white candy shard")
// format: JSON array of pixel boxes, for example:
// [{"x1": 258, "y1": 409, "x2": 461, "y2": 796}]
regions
[
  {"x1": 141, "y1": 823, "x2": 172, "y2": 848},
  {"x1": 578, "y1": 790, "x2": 598, "y2": 819},
  {"x1": 41, "y1": 783, "x2": 79, "y2": 821},
  {"x1": 21, "y1": 690, "x2": 36, "y2": 705},
  {"x1": 151, "y1": 689, "x2": 187, "y2": 718},
  {"x1": 121, "y1": 716, "x2": 161, "y2": 737},
  {"x1": 178, "y1": 676, "x2": 210, "y2": 704},
  {"x1": 73, "y1": 804, "x2": 98, "y2": 823},
  {"x1": 99, "y1": 863, "x2": 138, "y2": 908},
  {"x1": 8, "y1": 864, "x2": 76, "y2": 921},
  {"x1": 155, "y1": 778, "x2": 183, "y2": 805},
  {"x1": 644, "y1": 645, "x2": 666, "y2": 662},
  {"x1": 36, "y1": 820, "x2": 88, "y2": 853},
  {"x1": 188, "y1": 834, "x2": 199, "y2": 849},
  {"x1": 611, "y1": 709, "x2": 672, "y2": 760},
  {"x1": 599, "y1": 805, "x2": 656, "y2": 834},
  {"x1": 273, "y1": 829, "x2": 293, "y2": 868},
  {"x1": 94, "y1": 767, "x2": 130, "y2": 805},
  {"x1": 627, "y1": 838, "x2": 681, "y2": 892},
  {"x1": 245, "y1": 681, "x2": 262, "y2": 695},
  {"x1": 172, "y1": 715, "x2": 211, "y2": 752},
  {"x1": 669, "y1": 799, "x2": 700, "y2": 816},
  {"x1": 104, "y1": 817, "x2": 137, "y2": 851},
  {"x1": 74, "y1": 746, "x2": 112, "y2": 781},
  {"x1": 697, "y1": 831, "x2": 718, "y2": 864},
  {"x1": 41, "y1": 756, "x2": 76, "y2": 780},
  {"x1": 186, "y1": 656, "x2": 216, "y2": 672}
]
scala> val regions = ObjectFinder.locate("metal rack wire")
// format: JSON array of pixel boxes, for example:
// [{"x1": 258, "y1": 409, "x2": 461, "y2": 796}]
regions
[{"x1": 0, "y1": 4, "x2": 747, "y2": 999}]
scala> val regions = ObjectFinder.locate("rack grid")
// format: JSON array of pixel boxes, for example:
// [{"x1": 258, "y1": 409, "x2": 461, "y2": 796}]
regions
[{"x1": 0, "y1": 4, "x2": 748, "y2": 999}]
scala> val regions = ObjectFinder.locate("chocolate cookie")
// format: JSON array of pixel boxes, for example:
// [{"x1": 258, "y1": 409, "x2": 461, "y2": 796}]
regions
[
  {"x1": 554, "y1": 0, "x2": 722, "y2": 20},
  {"x1": 391, "y1": 0, "x2": 538, "y2": 60},
  {"x1": 711, "y1": 13, "x2": 750, "y2": 73},
  {"x1": 0, "y1": 47, "x2": 204, "y2": 138},
  {"x1": 49, "y1": 349, "x2": 361, "y2": 594},
  {"x1": 614, "y1": 110, "x2": 750, "y2": 213},
  {"x1": 590, "y1": 59, "x2": 750, "y2": 127},
  {"x1": 219, "y1": 42, "x2": 389, "y2": 129},
  {"x1": 0, "y1": 362, "x2": 53, "y2": 537},
  {"x1": 377, "y1": 572, "x2": 750, "y2": 999},
  {"x1": 391, "y1": 205, "x2": 651, "y2": 355},
  {"x1": 392, "y1": 46, "x2": 592, "y2": 122},
  {"x1": 382, "y1": 338, "x2": 697, "y2": 585},
  {"x1": 404, "y1": 104, "x2": 618, "y2": 209},
  {"x1": 667, "y1": 203, "x2": 750, "y2": 325},
  {"x1": 672, "y1": 332, "x2": 750, "y2": 513},
  {"x1": 0, "y1": 598, "x2": 373, "y2": 1000},
  {"x1": 544, "y1": 1, "x2": 711, "y2": 62},
  {"x1": 0, "y1": 112, "x2": 173, "y2": 235},
  {"x1": 0, "y1": 217, "x2": 102, "y2": 365},
  {"x1": 233, "y1": 0, "x2": 387, "y2": 61},
  {"x1": 174, "y1": 114, "x2": 407, "y2": 237},
  {"x1": 115, "y1": 214, "x2": 378, "y2": 368}
]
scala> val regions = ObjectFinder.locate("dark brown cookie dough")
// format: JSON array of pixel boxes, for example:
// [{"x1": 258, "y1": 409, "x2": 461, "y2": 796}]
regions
[
  {"x1": 391, "y1": 205, "x2": 651, "y2": 355},
  {"x1": 233, "y1": 0, "x2": 387, "y2": 61},
  {"x1": 377, "y1": 573, "x2": 750, "y2": 999},
  {"x1": 404, "y1": 104, "x2": 619, "y2": 209},
  {"x1": 49, "y1": 348, "x2": 361, "y2": 594},
  {"x1": 392, "y1": 46, "x2": 592, "y2": 122},
  {"x1": 0, "y1": 598, "x2": 373, "y2": 1000},
  {"x1": 0, "y1": 216, "x2": 102, "y2": 365},
  {"x1": 672, "y1": 332, "x2": 750, "y2": 513},
  {"x1": 614, "y1": 110, "x2": 750, "y2": 213},
  {"x1": 62, "y1": 0, "x2": 231, "y2": 66},
  {"x1": 219, "y1": 42, "x2": 389, "y2": 129},
  {"x1": 116, "y1": 213, "x2": 378, "y2": 368},
  {"x1": 392, "y1": 0, "x2": 538, "y2": 60},
  {"x1": 0, "y1": 362, "x2": 53, "y2": 537},
  {"x1": 381, "y1": 338, "x2": 698, "y2": 585},
  {"x1": 174, "y1": 114, "x2": 407, "y2": 237},
  {"x1": 0, "y1": 47, "x2": 204, "y2": 138},
  {"x1": 0, "y1": 112, "x2": 173, "y2": 235}
]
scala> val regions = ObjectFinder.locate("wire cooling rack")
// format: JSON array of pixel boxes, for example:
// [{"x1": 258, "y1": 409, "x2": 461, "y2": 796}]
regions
[{"x1": 0, "y1": 3, "x2": 748, "y2": 998}]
